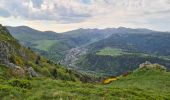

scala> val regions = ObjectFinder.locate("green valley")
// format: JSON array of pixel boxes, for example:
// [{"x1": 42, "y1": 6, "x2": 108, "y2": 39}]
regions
[
  {"x1": 0, "y1": 22, "x2": 170, "y2": 100},
  {"x1": 7, "y1": 26, "x2": 170, "y2": 76},
  {"x1": 1, "y1": 0, "x2": 170, "y2": 99}
]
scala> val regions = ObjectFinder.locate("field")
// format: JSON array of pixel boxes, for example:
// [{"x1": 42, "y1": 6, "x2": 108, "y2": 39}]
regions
[{"x1": 96, "y1": 47, "x2": 128, "y2": 57}]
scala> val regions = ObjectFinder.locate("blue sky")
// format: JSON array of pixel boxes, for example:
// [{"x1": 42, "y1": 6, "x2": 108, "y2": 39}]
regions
[{"x1": 0, "y1": 0, "x2": 170, "y2": 32}]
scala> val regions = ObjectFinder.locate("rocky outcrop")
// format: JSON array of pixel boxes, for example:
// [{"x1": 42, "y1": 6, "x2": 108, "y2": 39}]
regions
[
  {"x1": 0, "y1": 41, "x2": 18, "y2": 68},
  {"x1": 0, "y1": 35, "x2": 37, "y2": 77},
  {"x1": 6, "y1": 62, "x2": 21, "y2": 69},
  {"x1": 25, "y1": 67, "x2": 38, "y2": 77},
  {"x1": 0, "y1": 24, "x2": 39, "y2": 78},
  {"x1": 139, "y1": 61, "x2": 166, "y2": 70},
  {"x1": 0, "y1": 42, "x2": 10, "y2": 64}
]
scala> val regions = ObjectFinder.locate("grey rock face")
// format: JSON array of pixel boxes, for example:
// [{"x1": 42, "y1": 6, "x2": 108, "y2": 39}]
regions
[
  {"x1": 5, "y1": 62, "x2": 21, "y2": 69},
  {"x1": 26, "y1": 67, "x2": 38, "y2": 77},
  {"x1": 0, "y1": 42, "x2": 10, "y2": 64},
  {"x1": 0, "y1": 25, "x2": 39, "y2": 77}
]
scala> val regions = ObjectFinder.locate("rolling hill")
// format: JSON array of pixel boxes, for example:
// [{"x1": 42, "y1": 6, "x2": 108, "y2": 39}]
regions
[
  {"x1": 7, "y1": 26, "x2": 170, "y2": 76},
  {"x1": 74, "y1": 32, "x2": 170, "y2": 76},
  {"x1": 7, "y1": 26, "x2": 113, "y2": 62}
]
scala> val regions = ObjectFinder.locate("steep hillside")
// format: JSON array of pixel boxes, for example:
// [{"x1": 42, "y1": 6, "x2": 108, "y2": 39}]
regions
[
  {"x1": 1, "y1": 60, "x2": 170, "y2": 99},
  {"x1": 0, "y1": 24, "x2": 96, "y2": 82}
]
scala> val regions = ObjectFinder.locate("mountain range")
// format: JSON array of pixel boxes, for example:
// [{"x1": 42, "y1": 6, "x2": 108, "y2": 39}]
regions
[
  {"x1": 0, "y1": 24, "x2": 170, "y2": 99},
  {"x1": 7, "y1": 26, "x2": 170, "y2": 76}
]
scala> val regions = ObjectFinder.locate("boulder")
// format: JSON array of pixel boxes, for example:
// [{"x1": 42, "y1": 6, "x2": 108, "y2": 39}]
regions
[{"x1": 26, "y1": 67, "x2": 38, "y2": 77}]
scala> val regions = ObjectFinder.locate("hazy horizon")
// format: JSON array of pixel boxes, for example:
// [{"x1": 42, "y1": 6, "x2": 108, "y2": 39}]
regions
[{"x1": 7, "y1": 25, "x2": 169, "y2": 34}]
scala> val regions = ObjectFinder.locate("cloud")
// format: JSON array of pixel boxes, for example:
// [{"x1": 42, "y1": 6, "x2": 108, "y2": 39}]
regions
[
  {"x1": 0, "y1": 0, "x2": 92, "y2": 23},
  {"x1": 0, "y1": 0, "x2": 170, "y2": 31}
]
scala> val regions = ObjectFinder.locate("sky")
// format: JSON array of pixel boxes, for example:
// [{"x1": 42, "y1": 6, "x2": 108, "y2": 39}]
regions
[{"x1": 0, "y1": 0, "x2": 170, "y2": 32}]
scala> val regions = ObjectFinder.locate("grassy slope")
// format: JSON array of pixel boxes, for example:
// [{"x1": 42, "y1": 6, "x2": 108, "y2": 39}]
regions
[
  {"x1": 0, "y1": 24, "x2": 97, "y2": 84},
  {"x1": 96, "y1": 47, "x2": 129, "y2": 57},
  {"x1": 34, "y1": 40, "x2": 59, "y2": 51},
  {"x1": 0, "y1": 65, "x2": 170, "y2": 100},
  {"x1": 97, "y1": 47, "x2": 170, "y2": 60}
]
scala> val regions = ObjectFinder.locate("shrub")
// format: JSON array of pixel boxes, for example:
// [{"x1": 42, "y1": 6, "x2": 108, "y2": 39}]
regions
[
  {"x1": 35, "y1": 55, "x2": 41, "y2": 65},
  {"x1": 8, "y1": 79, "x2": 32, "y2": 89},
  {"x1": 0, "y1": 85, "x2": 12, "y2": 98},
  {"x1": 40, "y1": 67, "x2": 51, "y2": 77},
  {"x1": 9, "y1": 55, "x2": 24, "y2": 66}
]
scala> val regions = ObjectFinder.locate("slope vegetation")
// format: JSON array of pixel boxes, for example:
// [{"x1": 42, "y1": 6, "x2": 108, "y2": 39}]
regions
[
  {"x1": 1, "y1": 61, "x2": 170, "y2": 99},
  {"x1": 0, "y1": 24, "x2": 96, "y2": 82},
  {"x1": 75, "y1": 32, "x2": 170, "y2": 76}
]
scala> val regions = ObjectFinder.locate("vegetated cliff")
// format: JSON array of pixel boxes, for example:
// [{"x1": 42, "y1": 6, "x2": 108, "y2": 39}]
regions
[{"x1": 0, "y1": 24, "x2": 98, "y2": 82}]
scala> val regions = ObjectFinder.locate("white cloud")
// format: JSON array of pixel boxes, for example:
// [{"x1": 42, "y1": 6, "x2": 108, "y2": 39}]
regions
[
  {"x1": 0, "y1": 0, "x2": 170, "y2": 32},
  {"x1": 0, "y1": 0, "x2": 92, "y2": 23}
]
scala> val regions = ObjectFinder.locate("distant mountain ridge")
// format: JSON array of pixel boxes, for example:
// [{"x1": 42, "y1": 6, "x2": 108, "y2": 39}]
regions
[
  {"x1": 7, "y1": 26, "x2": 157, "y2": 34},
  {"x1": 7, "y1": 26, "x2": 118, "y2": 61},
  {"x1": 7, "y1": 25, "x2": 170, "y2": 76}
]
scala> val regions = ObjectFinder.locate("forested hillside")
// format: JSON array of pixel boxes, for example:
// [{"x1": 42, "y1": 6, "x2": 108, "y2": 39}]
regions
[
  {"x1": 75, "y1": 32, "x2": 170, "y2": 76},
  {"x1": 7, "y1": 26, "x2": 113, "y2": 61},
  {"x1": 7, "y1": 26, "x2": 170, "y2": 76}
]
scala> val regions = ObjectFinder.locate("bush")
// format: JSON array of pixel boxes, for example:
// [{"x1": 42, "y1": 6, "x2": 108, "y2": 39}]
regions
[
  {"x1": 0, "y1": 85, "x2": 12, "y2": 98},
  {"x1": 9, "y1": 55, "x2": 24, "y2": 66},
  {"x1": 35, "y1": 55, "x2": 41, "y2": 65},
  {"x1": 40, "y1": 67, "x2": 51, "y2": 77},
  {"x1": 8, "y1": 79, "x2": 32, "y2": 89}
]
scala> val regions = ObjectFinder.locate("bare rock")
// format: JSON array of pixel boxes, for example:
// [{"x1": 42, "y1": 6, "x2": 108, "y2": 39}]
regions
[
  {"x1": 139, "y1": 61, "x2": 152, "y2": 69},
  {"x1": 0, "y1": 42, "x2": 9, "y2": 63},
  {"x1": 139, "y1": 61, "x2": 166, "y2": 70},
  {"x1": 26, "y1": 67, "x2": 38, "y2": 77},
  {"x1": 6, "y1": 62, "x2": 21, "y2": 69}
]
